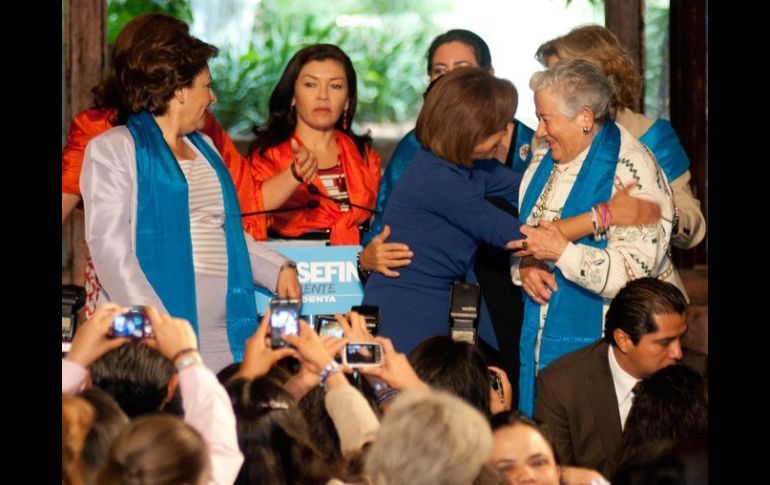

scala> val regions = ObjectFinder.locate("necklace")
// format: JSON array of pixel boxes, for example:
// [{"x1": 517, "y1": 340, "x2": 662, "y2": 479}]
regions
[{"x1": 530, "y1": 163, "x2": 566, "y2": 222}]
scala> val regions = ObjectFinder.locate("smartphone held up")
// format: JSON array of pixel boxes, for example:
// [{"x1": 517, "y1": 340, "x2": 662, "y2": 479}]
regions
[{"x1": 269, "y1": 298, "x2": 301, "y2": 348}]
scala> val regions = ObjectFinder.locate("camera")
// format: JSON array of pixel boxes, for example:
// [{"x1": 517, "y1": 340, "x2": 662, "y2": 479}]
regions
[
  {"x1": 350, "y1": 305, "x2": 380, "y2": 336},
  {"x1": 109, "y1": 306, "x2": 154, "y2": 339},
  {"x1": 448, "y1": 282, "x2": 480, "y2": 344},
  {"x1": 342, "y1": 342, "x2": 383, "y2": 367},
  {"x1": 62, "y1": 285, "x2": 86, "y2": 347},
  {"x1": 269, "y1": 298, "x2": 301, "y2": 348},
  {"x1": 316, "y1": 315, "x2": 345, "y2": 339}
]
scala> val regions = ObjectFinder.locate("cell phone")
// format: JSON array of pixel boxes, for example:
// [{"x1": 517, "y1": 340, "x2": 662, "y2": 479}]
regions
[
  {"x1": 109, "y1": 306, "x2": 153, "y2": 339},
  {"x1": 489, "y1": 369, "x2": 502, "y2": 391},
  {"x1": 269, "y1": 299, "x2": 301, "y2": 348},
  {"x1": 350, "y1": 305, "x2": 380, "y2": 336},
  {"x1": 342, "y1": 342, "x2": 383, "y2": 368},
  {"x1": 316, "y1": 315, "x2": 345, "y2": 339}
]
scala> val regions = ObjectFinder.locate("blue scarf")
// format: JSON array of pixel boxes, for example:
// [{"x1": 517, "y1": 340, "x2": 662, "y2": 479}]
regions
[
  {"x1": 639, "y1": 119, "x2": 689, "y2": 182},
  {"x1": 509, "y1": 119, "x2": 536, "y2": 173},
  {"x1": 129, "y1": 111, "x2": 258, "y2": 361},
  {"x1": 517, "y1": 121, "x2": 620, "y2": 416}
]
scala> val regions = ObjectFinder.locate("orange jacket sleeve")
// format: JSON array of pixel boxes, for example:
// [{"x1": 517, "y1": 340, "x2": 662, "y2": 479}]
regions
[{"x1": 61, "y1": 108, "x2": 115, "y2": 195}]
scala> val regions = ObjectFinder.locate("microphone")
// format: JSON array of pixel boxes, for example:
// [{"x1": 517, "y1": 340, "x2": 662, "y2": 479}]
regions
[
  {"x1": 306, "y1": 184, "x2": 380, "y2": 214},
  {"x1": 241, "y1": 199, "x2": 320, "y2": 218}
]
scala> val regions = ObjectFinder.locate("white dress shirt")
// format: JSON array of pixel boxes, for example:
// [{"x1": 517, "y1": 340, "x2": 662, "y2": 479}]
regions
[{"x1": 607, "y1": 345, "x2": 640, "y2": 430}]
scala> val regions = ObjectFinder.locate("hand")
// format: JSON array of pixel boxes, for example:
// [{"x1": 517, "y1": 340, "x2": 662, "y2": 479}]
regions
[
  {"x1": 359, "y1": 225, "x2": 413, "y2": 277},
  {"x1": 276, "y1": 265, "x2": 301, "y2": 299},
  {"x1": 359, "y1": 336, "x2": 428, "y2": 392},
  {"x1": 282, "y1": 320, "x2": 344, "y2": 371},
  {"x1": 607, "y1": 182, "x2": 661, "y2": 226},
  {"x1": 66, "y1": 303, "x2": 129, "y2": 367},
  {"x1": 493, "y1": 121, "x2": 515, "y2": 164},
  {"x1": 488, "y1": 365, "x2": 513, "y2": 414},
  {"x1": 335, "y1": 311, "x2": 375, "y2": 342},
  {"x1": 290, "y1": 139, "x2": 319, "y2": 183},
  {"x1": 507, "y1": 221, "x2": 569, "y2": 261},
  {"x1": 237, "y1": 311, "x2": 297, "y2": 380},
  {"x1": 145, "y1": 306, "x2": 199, "y2": 362},
  {"x1": 519, "y1": 256, "x2": 558, "y2": 305}
]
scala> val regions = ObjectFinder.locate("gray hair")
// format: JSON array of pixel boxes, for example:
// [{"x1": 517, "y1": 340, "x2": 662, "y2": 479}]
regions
[
  {"x1": 365, "y1": 390, "x2": 493, "y2": 485},
  {"x1": 529, "y1": 58, "x2": 613, "y2": 122}
]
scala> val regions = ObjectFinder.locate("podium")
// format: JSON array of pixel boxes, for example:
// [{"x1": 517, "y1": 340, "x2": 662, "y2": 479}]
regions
[{"x1": 256, "y1": 243, "x2": 364, "y2": 321}]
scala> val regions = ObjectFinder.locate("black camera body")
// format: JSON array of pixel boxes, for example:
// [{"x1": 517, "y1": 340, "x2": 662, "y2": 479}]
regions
[
  {"x1": 448, "y1": 282, "x2": 480, "y2": 344},
  {"x1": 351, "y1": 304, "x2": 380, "y2": 336},
  {"x1": 62, "y1": 285, "x2": 86, "y2": 347}
]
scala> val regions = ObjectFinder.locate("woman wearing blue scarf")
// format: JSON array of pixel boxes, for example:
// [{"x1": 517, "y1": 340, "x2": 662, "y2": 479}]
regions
[
  {"x1": 80, "y1": 24, "x2": 300, "y2": 372},
  {"x1": 512, "y1": 59, "x2": 686, "y2": 416},
  {"x1": 534, "y1": 24, "x2": 706, "y2": 249}
]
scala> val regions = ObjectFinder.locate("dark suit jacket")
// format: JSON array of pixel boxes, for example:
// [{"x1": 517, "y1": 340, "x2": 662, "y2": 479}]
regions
[{"x1": 533, "y1": 340, "x2": 707, "y2": 478}]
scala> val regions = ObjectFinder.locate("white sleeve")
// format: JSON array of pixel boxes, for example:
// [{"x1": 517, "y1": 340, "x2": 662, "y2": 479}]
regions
[
  {"x1": 80, "y1": 129, "x2": 167, "y2": 311},
  {"x1": 555, "y1": 136, "x2": 675, "y2": 298},
  {"x1": 244, "y1": 234, "x2": 288, "y2": 292},
  {"x1": 669, "y1": 170, "x2": 706, "y2": 249}
]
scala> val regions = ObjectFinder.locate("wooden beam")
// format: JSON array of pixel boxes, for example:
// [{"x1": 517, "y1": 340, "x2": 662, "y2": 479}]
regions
[
  {"x1": 63, "y1": 0, "x2": 106, "y2": 285},
  {"x1": 670, "y1": 0, "x2": 707, "y2": 267},
  {"x1": 605, "y1": 0, "x2": 645, "y2": 112}
]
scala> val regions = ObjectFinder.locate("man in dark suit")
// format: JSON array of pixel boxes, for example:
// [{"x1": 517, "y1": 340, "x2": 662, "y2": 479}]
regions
[{"x1": 534, "y1": 278, "x2": 707, "y2": 478}]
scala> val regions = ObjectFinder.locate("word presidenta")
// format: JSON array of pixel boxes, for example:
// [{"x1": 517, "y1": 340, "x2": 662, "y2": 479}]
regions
[{"x1": 296, "y1": 260, "x2": 361, "y2": 303}]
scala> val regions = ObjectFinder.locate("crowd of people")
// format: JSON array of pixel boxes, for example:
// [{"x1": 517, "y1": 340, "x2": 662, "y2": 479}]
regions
[{"x1": 62, "y1": 13, "x2": 707, "y2": 485}]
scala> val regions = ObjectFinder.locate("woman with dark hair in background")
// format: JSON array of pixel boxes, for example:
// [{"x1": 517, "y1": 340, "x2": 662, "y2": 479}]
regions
[{"x1": 249, "y1": 44, "x2": 381, "y2": 246}]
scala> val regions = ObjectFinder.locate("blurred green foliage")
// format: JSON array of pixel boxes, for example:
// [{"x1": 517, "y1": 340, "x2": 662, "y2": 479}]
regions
[
  {"x1": 107, "y1": 0, "x2": 192, "y2": 44},
  {"x1": 644, "y1": 0, "x2": 670, "y2": 119}
]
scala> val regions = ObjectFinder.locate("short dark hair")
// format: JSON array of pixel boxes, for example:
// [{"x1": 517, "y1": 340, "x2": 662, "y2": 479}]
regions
[
  {"x1": 490, "y1": 410, "x2": 561, "y2": 464},
  {"x1": 114, "y1": 25, "x2": 218, "y2": 117},
  {"x1": 409, "y1": 335, "x2": 492, "y2": 415},
  {"x1": 618, "y1": 364, "x2": 707, "y2": 465},
  {"x1": 415, "y1": 67, "x2": 516, "y2": 167},
  {"x1": 604, "y1": 278, "x2": 687, "y2": 346},
  {"x1": 90, "y1": 341, "x2": 175, "y2": 418},
  {"x1": 250, "y1": 43, "x2": 371, "y2": 157},
  {"x1": 426, "y1": 29, "x2": 493, "y2": 75},
  {"x1": 92, "y1": 13, "x2": 190, "y2": 114},
  {"x1": 79, "y1": 387, "x2": 129, "y2": 482}
]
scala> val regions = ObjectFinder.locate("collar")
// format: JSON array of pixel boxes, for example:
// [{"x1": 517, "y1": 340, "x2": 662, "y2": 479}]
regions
[{"x1": 608, "y1": 344, "x2": 640, "y2": 406}]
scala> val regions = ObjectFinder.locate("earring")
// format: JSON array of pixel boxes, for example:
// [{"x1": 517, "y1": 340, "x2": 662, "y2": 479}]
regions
[
  {"x1": 582, "y1": 126, "x2": 589, "y2": 134},
  {"x1": 342, "y1": 108, "x2": 348, "y2": 130}
]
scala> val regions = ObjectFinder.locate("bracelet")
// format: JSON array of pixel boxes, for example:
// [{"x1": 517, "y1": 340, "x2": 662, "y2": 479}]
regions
[
  {"x1": 175, "y1": 351, "x2": 203, "y2": 372},
  {"x1": 672, "y1": 206, "x2": 680, "y2": 235},
  {"x1": 289, "y1": 162, "x2": 303, "y2": 183},
  {"x1": 356, "y1": 251, "x2": 372, "y2": 277},
  {"x1": 319, "y1": 361, "x2": 342, "y2": 392},
  {"x1": 171, "y1": 348, "x2": 198, "y2": 364},
  {"x1": 279, "y1": 261, "x2": 297, "y2": 273}
]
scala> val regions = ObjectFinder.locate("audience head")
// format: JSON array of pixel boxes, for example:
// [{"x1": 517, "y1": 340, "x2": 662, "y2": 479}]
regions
[
  {"x1": 612, "y1": 436, "x2": 707, "y2": 485},
  {"x1": 426, "y1": 29, "x2": 493, "y2": 79},
  {"x1": 225, "y1": 377, "x2": 333, "y2": 485},
  {"x1": 62, "y1": 393, "x2": 95, "y2": 485},
  {"x1": 604, "y1": 277, "x2": 688, "y2": 379},
  {"x1": 416, "y1": 67, "x2": 517, "y2": 167},
  {"x1": 89, "y1": 341, "x2": 177, "y2": 418},
  {"x1": 409, "y1": 335, "x2": 492, "y2": 415},
  {"x1": 97, "y1": 414, "x2": 209, "y2": 484},
  {"x1": 535, "y1": 24, "x2": 642, "y2": 111},
  {"x1": 489, "y1": 411, "x2": 561, "y2": 485},
  {"x1": 365, "y1": 390, "x2": 493, "y2": 485},
  {"x1": 619, "y1": 364, "x2": 707, "y2": 465},
  {"x1": 79, "y1": 387, "x2": 130, "y2": 483}
]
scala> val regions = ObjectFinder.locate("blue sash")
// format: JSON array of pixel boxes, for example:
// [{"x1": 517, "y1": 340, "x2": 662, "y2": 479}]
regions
[
  {"x1": 509, "y1": 119, "x2": 535, "y2": 173},
  {"x1": 639, "y1": 119, "x2": 689, "y2": 182},
  {"x1": 517, "y1": 121, "x2": 620, "y2": 416},
  {"x1": 129, "y1": 111, "x2": 258, "y2": 361}
]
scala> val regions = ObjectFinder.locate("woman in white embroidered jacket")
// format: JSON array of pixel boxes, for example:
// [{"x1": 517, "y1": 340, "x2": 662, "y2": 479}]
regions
[
  {"x1": 81, "y1": 23, "x2": 299, "y2": 373},
  {"x1": 512, "y1": 59, "x2": 685, "y2": 416}
]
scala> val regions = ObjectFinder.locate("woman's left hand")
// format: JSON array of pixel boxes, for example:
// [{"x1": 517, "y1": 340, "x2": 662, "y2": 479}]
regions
[
  {"x1": 277, "y1": 265, "x2": 301, "y2": 299},
  {"x1": 507, "y1": 220, "x2": 569, "y2": 261}
]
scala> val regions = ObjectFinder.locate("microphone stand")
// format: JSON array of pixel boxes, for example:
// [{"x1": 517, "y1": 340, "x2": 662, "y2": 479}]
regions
[{"x1": 306, "y1": 184, "x2": 380, "y2": 214}]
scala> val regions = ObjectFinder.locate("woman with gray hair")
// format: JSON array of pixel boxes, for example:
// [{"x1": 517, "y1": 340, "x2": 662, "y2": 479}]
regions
[{"x1": 512, "y1": 59, "x2": 684, "y2": 416}]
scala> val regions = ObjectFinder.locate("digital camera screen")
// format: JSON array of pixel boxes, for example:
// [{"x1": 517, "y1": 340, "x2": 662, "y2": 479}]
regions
[
  {"x1": 270, "y1": 301, "x2": 299, "y2": 348},
  {"x1": 111, "y1": 308, "x2": 150, "y2": 339},
  {"x1": 317, "y1": 317, "x2": 344, "y2": 339},
  {"x1": 345, "y1": 343, "x2": 382, "y2": 366}
]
